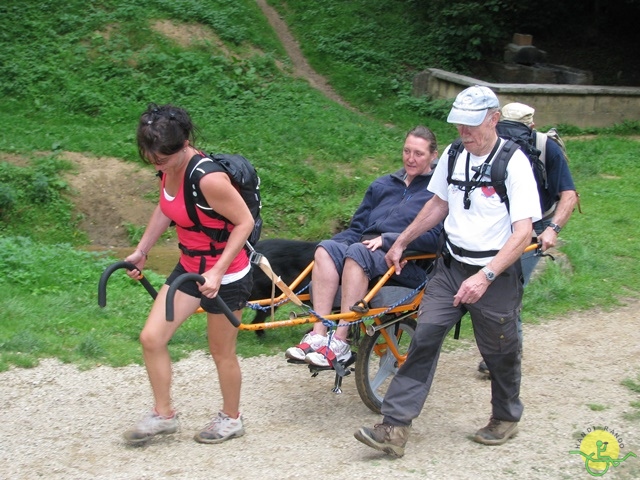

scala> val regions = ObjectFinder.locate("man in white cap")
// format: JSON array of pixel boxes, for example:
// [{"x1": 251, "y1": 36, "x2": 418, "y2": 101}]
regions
[
  {"x1": 475, "y1": 102, "x2": 579, "y2": 376},
  {"x1": 354, "y1": 86, "x2": 541, "y2": 457}
]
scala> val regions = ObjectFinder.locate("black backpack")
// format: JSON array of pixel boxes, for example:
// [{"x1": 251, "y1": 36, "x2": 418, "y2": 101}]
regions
[
  {"x1": 182, "y1": 153, "x2": 262, "y2": 247},
  {"x1": 496, "y1": 120, "x2": 548, "y2": 191},
  {"x1": 447, "y1": 121, "x2": 550, "y2": 213},
  {"x1": 447, "y1": 138, "x2": 521, "y2": 213}
]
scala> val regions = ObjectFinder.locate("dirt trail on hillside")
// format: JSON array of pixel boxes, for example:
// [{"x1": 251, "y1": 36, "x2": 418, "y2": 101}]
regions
[{"x1": 255, "y1": 0, "x2": 356, "y2": 112}]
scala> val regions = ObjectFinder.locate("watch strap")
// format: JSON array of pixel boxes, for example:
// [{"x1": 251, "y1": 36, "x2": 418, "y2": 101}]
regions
[
  {"x1": 481, "y1": 266, "x2": 496, "y2": 282},
  {"x1": 549, "y1": 222, "x2": 562, "y2": 234}
]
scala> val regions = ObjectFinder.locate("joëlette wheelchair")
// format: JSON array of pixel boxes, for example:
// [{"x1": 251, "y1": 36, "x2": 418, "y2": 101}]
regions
[{"x1": 100, "y1": 245, "x2": 539, "y2": 413}]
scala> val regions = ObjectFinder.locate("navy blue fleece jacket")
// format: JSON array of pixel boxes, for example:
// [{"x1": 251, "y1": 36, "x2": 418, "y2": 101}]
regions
[{"x1": 332, "y1": 168, "x2": 442, "y2": 252}]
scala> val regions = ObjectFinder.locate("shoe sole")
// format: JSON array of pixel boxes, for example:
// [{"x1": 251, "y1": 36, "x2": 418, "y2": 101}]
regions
[
  {"x1": 285, "y1": 357, "x2": 307, "y2": 365},
  {"x1": 285, "y1": 352, "x2": 307, "y2": 362},
  {"x1": 193, "y1": 428, "x2": 245, "y2": 444},
  {"x1": 354, "y1": 428, "x2": 404, "y2": 458},
  {"x1": 304, "y1": 356, "x2": 331, "y2": 368},
  {"x1": 472, "y1": 426, "x2": 518, "y2": 446},
  {"x1": 123, "y1": 426, "x2": 178, "y2": 445},
  {"x1": 285, "y1": 347, "x2": 313, "y2": 362},
  {"x1": 305, "y1": 352, "x2": 353, "y2": 368}
]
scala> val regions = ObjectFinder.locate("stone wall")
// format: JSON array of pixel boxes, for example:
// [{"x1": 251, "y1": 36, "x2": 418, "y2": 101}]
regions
[{"x1": 413, "y1": 68, "x2": 640, "y2": 128}]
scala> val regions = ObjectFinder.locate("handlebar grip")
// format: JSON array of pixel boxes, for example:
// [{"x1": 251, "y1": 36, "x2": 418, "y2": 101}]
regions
[
  {"x1": 166, "y1": 273, "x2": 240, "y2": 328},
  {"x1": 98, "y1": 261, "x2": 158, "y2": 307}
]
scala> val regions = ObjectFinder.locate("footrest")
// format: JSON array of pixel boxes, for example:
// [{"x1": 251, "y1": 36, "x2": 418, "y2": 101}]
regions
[
  {"x1": 307, "y1": 353, "x2": 356, "y2": 377},
  {"x1": 307, "y1": 364, "x2": 334, "y2": 373},
  {"x1": 286, "y1": 358, "x2": 307, "y2": 365}
]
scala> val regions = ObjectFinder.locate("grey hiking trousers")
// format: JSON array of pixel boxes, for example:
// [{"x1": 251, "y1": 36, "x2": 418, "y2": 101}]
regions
[{"x1": 381, "y1": 255, "x2": 524, "y2": 426}]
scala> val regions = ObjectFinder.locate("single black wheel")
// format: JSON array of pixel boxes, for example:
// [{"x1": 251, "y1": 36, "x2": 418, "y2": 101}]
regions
[{"x1": 355, "y1": 316, "x2": 416, "y2": 414}]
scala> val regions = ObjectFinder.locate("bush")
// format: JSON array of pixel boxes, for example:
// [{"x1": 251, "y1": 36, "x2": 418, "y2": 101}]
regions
[{"x1": 0, "y1": 183, "x2": 16, "y2": 218}]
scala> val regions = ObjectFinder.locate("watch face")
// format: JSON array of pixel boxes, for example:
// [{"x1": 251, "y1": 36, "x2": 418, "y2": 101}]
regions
[{"x1": 483, "y1": 267, "x2": 495, "y2": 281}]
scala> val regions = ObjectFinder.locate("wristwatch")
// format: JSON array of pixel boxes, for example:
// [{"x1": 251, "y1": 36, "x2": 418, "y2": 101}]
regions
[
  {"x1": 481, "y1": 266, "x2": 496, "y2": 282},
  {"x1": 549, "y1": 222, "x2": 562, "y2": 234}
]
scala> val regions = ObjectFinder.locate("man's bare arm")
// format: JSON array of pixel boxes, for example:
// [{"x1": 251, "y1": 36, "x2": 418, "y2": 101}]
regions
[{"x1": 385, "y1": 195, "x2": 448, "y2": 274}]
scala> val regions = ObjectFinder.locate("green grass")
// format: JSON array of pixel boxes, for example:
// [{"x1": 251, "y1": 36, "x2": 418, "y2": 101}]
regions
[
  {"x1": 0, "y1": 0, "x2": 639, "y2": 370},
  {"x1": 622, "y1": 374, "x2": 640, "y2": 421},
  {"x1": 266, "y1": 0, "x2": 459, "y2": 128},
  {"x1": 587, "y1": 404, "x2": 608, "y2": 412}
]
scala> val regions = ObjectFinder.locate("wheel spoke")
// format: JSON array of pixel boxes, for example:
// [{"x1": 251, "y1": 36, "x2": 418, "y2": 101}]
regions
[
  {"x1": 355, "y1": 317, "x2": 416, "y2": 413},
  {"x1": 369, "y1": 350, "x2": 397, "y2": 392}
]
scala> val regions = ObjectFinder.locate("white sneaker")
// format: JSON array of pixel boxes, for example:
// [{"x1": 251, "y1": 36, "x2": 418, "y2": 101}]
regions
[
  {"x1": 194, "y1": 411, "x2": 245, "y2": 444},
  {"x1": 285, "y1": 332, "x2": 327, "y2": 361},
  {"x1": 305, "y1": 336, "x2": 351, "y2": 368},
  {"x1": 123, "y1": 410, "x2": 179, "y2": 444}
]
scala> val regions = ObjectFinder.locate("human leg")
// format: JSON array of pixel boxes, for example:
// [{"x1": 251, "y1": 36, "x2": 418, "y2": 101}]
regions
[
  {"x1": 206, "y1": 311, "x2": 242, "y2": 416},
  {"x1": 468, "y1": 263, "x2": 523, "y2": 445},
  {"x1": 194, "y1": 274, "x2": 252, "y2": 444},
  {"x1": 123, "y1": 284, "x2": 200, "y2": 443},
  {"x1": 193, "y1": 310, "x2": 246, "y2": 444},
  {"x1": 309, "y1": 244, "x2": 342, "y2": 335},
  {"x1": 354, "y1": 318, "x2": 452, "y2": 458},
  {"x1": 305, "y1": 244, "x2": 408, "y2": 368},
  {"x1": 478, "y1": 249, "x2": 534, "y2": 375},
  {"x1": 517, "y1": 247, "x2": 540, "y2": 348},
  {"x1": 355, "y1": 259, "x2": 463, "y2": 455},
  {"x1": 141, "y1": 286, "x2": 200, "y2": 415},
  {"x1": 304, "y1": 256, "x2": 368, "y2": 367},
  {"x1": 286, "y1": 242, "x2": 343, "y2": 360}
]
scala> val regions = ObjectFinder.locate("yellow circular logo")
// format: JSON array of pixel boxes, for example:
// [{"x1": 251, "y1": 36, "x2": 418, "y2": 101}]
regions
[{"x1": 578, "y1": 430, "x2": 620, "y2": 474}]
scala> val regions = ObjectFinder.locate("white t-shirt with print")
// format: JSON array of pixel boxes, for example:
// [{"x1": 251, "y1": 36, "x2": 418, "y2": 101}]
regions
[{"x1": 429, "y1": 138, "x2": 541, "y2": 266}]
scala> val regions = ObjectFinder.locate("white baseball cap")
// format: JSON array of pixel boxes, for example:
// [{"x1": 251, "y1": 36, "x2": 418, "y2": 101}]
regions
[
  {"x1": 501, "y1": 102, "x2": 535, "y2": 126},
  {"x1": 447, "y1": 85, "x2": 500, "y2": 126}
]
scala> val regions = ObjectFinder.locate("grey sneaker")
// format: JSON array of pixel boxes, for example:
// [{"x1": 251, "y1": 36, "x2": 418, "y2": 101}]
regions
[
  {"x1": 194, "y1": 411, "x2": 245, "y2": 444},
  {"x1": 123, "y1": 410, "x2": 178, "y2": 444},
  {"x1": 473, "y1": 418, "x2": 519, "y2": 445},
  {"x1": 354, "y1": 423, "x2": 410, "y2": 458}
]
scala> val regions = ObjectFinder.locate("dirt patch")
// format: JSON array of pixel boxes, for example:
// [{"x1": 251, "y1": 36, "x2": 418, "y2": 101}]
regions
[
  {"x1": 62, "y1": 152, "x2": 158, "y2": 248},
  {"x1": 152, "y1": 19, "x2": 225, "y2": 50}
]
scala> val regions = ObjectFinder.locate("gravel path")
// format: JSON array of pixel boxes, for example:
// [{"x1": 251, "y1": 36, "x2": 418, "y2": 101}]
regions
[{"x1": 2, "y1": 299, "x2": 639, "y2": 479}]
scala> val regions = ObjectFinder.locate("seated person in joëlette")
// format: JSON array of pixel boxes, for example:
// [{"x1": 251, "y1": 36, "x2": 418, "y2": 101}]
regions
[{"x1": 285, "y1": 125, "x2": 443, "y2": 368}]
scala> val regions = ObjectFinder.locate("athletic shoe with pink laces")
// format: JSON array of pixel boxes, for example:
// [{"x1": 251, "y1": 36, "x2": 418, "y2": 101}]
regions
[
  {"x1": 285, "y1": 332, "x2": 327, "y2": 361},
  {"x1": 305, "y1": 336, "x2": 351, "y2": 368}
]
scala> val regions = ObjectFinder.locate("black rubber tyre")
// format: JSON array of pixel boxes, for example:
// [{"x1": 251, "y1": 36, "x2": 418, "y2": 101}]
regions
[{"x1": 355, "y1": 316, "x2": 417, "y2": 414}]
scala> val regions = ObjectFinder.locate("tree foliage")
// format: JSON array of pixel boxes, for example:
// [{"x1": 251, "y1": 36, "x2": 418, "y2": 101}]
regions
[{"x1": 410, "y1": 0, "x2": 640, "y2": 69}]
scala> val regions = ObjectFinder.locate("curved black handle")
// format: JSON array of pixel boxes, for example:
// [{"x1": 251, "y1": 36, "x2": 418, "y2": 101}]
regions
[
  {"x1": 166, "y1": 273, "x2": 240, "y2": 328},
  {"x1": 98, "y1": 261, "x2": 158, "y2": 307}
]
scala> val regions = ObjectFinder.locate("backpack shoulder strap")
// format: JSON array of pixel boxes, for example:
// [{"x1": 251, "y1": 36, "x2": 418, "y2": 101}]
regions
[
  {"x1": 447, "y1": 139, "x2": 464, "y2": 184},
  {"x1": 182, "y1": 154, "x2": 229, "y2": 239},
  {"x1": 185, "y1": 156, "x2": 203, "y2": 230},
  {"x1": 490, "y1": 139, "x2": 520, "y2": 212},
  {"x1": 183, "y1": 154, "x2": 208, "y2": 230},
  {"x1": 534, "y1": 131, "x2": 548, "y2": 167}
]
